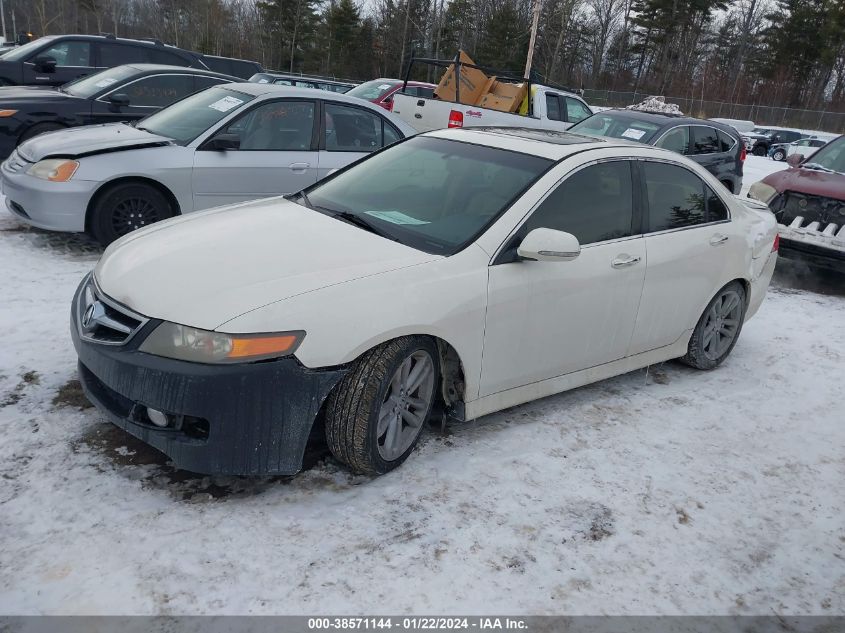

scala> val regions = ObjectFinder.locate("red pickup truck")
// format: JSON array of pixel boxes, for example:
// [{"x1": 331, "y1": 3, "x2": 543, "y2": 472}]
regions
[{"x1": 748, "y1": 135, "x2": 845, "y2": 272}]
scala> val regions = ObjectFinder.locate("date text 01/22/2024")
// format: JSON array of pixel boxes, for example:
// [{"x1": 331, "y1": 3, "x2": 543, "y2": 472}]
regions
[{"x1": 307, "y1": 618, "x2": 528, "y2": 630}]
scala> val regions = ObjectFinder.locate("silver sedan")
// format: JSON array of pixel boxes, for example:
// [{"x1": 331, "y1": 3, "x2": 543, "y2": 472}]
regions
[{"x1": 1, "y1": 83, "x2": 416, "y2": 245}]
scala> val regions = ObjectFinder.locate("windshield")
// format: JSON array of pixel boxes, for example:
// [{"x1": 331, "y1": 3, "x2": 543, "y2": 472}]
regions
[
  {"x1": 62, "y1": 66, "x2": 137, "y2": 98},
  {"x1": 569, "y1": 112, "x2": 661, "y2": 144},
  {"x1": 301, "y1": 136, "x2": 552, "y2": 255},
  {"x1": 346, "y1": 80, "x2": 397, "y2": 101},
  {"x1": 799, "y1": 135, "x2": 845, "y2": 172},
  {"x1": 135, "y1": 87, "x2": 255, "y2": 145},
  {"x1": 1, "y1": 37, "x2": 52, "y2": 61}
]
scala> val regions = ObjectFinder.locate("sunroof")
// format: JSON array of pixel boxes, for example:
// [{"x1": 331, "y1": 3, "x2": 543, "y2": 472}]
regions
[{"x1": 464, "y1": 127, "x2": 600, "y2": 145}]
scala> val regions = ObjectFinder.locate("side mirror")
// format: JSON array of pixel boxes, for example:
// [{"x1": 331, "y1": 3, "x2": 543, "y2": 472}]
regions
[
  {"x1": 205, "y1": 132, "x2": 240, "y2": 151},
  {"x1": 33, "y1": 55, "x2": 57, "y2": 73},
  {"x1": 517, "y1": 228, "x2": 581, "y2": 262},
  {"x1": 108, "y1": 93, "x2": 130, "y2": 108},
  {"x1": 786, "y1": 153, "x2": 804, "y2": 167}
]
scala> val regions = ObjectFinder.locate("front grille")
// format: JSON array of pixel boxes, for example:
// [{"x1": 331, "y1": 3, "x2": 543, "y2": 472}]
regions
[
  {"x1": 4, "y1": 150, "x2": 30, "y2": 173},
  {"x1": 772, "y1": 191, "x2": 845, "y2": 228},
  {"x1": 76, "y1": 276, "x2": 148, "y2": 346}
]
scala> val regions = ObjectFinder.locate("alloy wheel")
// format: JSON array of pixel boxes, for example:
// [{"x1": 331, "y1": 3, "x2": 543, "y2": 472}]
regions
[
  {"x1": 702, "y1": 289, "x2": 743, "y2": 361},
  {"x1": 377, "y1": 350, "x2": 436, "y2": 461}
]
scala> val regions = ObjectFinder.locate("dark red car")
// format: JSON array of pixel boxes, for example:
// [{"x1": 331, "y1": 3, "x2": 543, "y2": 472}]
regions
[
  {"x1": 346, "y1": 78, "x2": 436, "y2": 111},
  {"x1": 748, "y1": 135, "x2": 845, "y2": 272}
]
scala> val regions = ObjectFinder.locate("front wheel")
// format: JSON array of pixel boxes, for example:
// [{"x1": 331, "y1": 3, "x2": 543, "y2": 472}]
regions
[
  {"x1": 772, "y1": 149, "x2": 786, "y2": 161},
  {"x1": 89, "y1": 182, "x2": 174, "y2": 246},
  {"x1": 325, "y1": 336, "x2": 439, "y2": 475},
  {"x1": 681, "y1": 282, "x2": 747, "y2": 370}
]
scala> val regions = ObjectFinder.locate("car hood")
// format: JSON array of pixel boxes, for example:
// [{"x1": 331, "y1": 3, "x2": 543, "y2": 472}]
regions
[
  {"x1": 0, "y1": 85, "x2": 72, "y2": 103},
  {"x1": 764, "y1": 166, "x2": 845, "y2": 199},
  {"x1": 95, "y1": 198, "x2": 441, "y2": 330},
  {"x1": 17, "y1": 122, "x2": 174, "y2": 162}
]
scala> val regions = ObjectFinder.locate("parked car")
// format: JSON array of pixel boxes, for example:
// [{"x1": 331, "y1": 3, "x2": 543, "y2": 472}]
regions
[
  {"x1": 748, "y1": 135, "x2": 845, "y2": 272},
  {"x1": 250, "y1": 72, "x2": 355, "y2": 93},
  {"x1": 742, "y1": 127, "x2": 804, "y2": 156},
  {"x1": 346, "y1": 78, "x2": 436, "y2": 110},
  {"x1": 569, "y1": 109, "x2": 745, "y2": 193},
  {"x1": 71, "y1": 127, "x2": 778, "y2": 476},
  {"x1": 768, "y1": 137, "x2": 827, "y2": 162},
  {"x1": 0, "y1": 64, "x2": 237, "y2": 161},
  {"x1": 2, "y1": 83, "x2": 416, "y2": 245},
  {"x1": 0, "y1": 34, "x2": 261, "y2": 87}
]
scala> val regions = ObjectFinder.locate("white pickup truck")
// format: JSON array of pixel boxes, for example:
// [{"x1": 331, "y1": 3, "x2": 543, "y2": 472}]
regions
[{"x1": 392, "y1": 83, "x2": 594, "y2": 133}]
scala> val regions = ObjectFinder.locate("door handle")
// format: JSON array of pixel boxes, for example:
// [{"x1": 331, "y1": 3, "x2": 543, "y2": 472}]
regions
[
  {"x1": 289, "y1": 162, "x2": 310, "y2": 173},
  {"x1": 710, "y1": 234, "x2": 729, "y2": 246},
  {"x1": 611, "y1": 255, "x2": 641, "y2": 269}
]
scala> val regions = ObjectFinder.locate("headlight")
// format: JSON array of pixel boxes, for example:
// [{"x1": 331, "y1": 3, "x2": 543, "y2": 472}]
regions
[
  {"x1": 27, "y1": 159, "x2": 80, "y2": 182},
  {"x1": 138, "y1": 322, "x2": 305, "y2": 364},
  {"x1": 747, "y1": 181, "x2": 777, "y2": 204}
]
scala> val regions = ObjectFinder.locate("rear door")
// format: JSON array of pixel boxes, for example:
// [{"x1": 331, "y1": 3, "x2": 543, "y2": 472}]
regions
[
  {"x1": 628, "y1": 160, "x2": 739, "y2": 355},
  {"x1": 192, "y1": 98, "x2": 319, "y2": 209},
  {"x1": 689, "y1": 125, "x2": 734, "y2": 184},
  {"x1": 317, "y1": 101, "x2": 403, "y2": 179}
]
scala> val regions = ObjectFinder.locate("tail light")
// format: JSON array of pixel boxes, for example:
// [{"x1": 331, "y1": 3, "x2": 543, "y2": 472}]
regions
[
  {"x1": 448, "y1": 110, "x2": 464, "y2": 128},
  {"x1": 386, "y1": 99, "x2": 394, "y2": 112},
  {"x1": 772, "y1": 234, "x2": 780, "y2": 252},
  {"x1": 740, "y1": 145, "x2": 747, "y2": 162}
]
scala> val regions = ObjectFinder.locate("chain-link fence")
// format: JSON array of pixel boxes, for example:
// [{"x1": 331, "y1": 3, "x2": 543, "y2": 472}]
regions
[{"x1": 583, "y1": 89, "x2": 845, "y2": 134}]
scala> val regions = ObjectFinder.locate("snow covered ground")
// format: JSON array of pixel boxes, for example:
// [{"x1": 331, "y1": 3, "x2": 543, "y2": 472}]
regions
[
  {"x1": 741, "y1": 155, "x2": 788, "y2": 197},
  {"x1": 0, "y1": 185, "x2": 843, "y2": 616}
]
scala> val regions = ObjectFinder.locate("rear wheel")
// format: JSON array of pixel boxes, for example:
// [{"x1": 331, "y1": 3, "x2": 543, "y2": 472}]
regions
[
  {"x1": 89, "y1": 182, "x2": 174, "y2": 246},
  {"x1": 772, "y1": 149, "x2": 786, "y2": 161},
  {"x1": 753, "y1": 145, "x2": 767, "y2": 156},
  {"x1": 720, "y1": 180, "x2": 734, "y2": 193},
  {"x1": 681, "y1": 282, "x2": 746, "y2": 370},
  {"x1": 19, "y1": 122, "x2": 64, "y2": 144},
  {"x1": 325, "y1": 336, "x2": 439, "y2": 475}
]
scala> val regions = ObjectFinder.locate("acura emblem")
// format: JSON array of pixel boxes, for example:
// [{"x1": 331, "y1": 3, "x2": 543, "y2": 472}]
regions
[{"x1": 82, "y1": 300, "x2": 106, "y2": 331}]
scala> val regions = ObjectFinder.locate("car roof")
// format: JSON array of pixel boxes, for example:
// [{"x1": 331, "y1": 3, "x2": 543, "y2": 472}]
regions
[
  {"x1": 38, "y1": 33, "x2": 195, "y2": 54},
  {"x1": 598, "y1": 108, "x2": 741, "y2": 134},
  {"x1": 121, "y1": 64, "x2": 237, "y2": 79},
  {"x1": 254, "y1": 72, "x2": 353, "y2": 85}
]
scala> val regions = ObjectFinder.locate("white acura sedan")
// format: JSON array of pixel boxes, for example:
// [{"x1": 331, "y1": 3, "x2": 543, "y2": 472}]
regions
[{"x1": 71, "y1": 128, "x2": 779, "y2": 476}]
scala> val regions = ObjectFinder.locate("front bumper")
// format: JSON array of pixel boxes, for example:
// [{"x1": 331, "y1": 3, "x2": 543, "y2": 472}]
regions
[
  {"x1": 71, "y1": 279, "x2": 348, "y2": 475},
  {"x1": 1, "y1": 155, "x2": 95, "y2": 232}
]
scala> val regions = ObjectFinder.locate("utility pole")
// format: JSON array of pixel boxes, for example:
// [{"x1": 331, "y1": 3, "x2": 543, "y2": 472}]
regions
[
  {"x1": 0, "y1": 0, "x2": 7, "y2": 43},
  {"x1": 524, "y1": 0, "x2": 541, "y2": 80}
]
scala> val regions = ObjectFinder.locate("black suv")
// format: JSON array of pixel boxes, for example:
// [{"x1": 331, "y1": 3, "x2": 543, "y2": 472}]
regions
[
  {"x1": 0, "y1": 34, "x2": 261, "y2": 86},
  {"x1": 743, "y1": 128, "x2": 803, "y2": 156},
  {"x1": 570, "y1": 109, "x2": 745, "y2": 193}
]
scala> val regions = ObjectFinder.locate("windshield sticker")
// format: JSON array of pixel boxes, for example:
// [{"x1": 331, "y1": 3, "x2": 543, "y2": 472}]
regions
[
  {"x1": 94, "y1": 77, "x2": 119, "y2": 88},
  {"x1": 208, "y1": 96, "x2": 244, "y2": 112},
  {"x1": 378, "y1": 84, "x2": 392, "y2": 90},
  {"x1": 257, "y1": 78, "x2": 269, "y2": 83},
  {"x1": 365, "y1": 210, "x2": 430, "y2": 225},
  {"x1": 621, "y1": 127, "x2": 647, "y2": 140}
]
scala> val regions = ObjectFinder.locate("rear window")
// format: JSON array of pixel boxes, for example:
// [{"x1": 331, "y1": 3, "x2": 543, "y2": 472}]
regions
[
  {"x1": 346, "y1": 80, "x2": 397, "y2": 101},
  {"x1": 569, "y1": 112, "x2": 661, "y2": 144}
]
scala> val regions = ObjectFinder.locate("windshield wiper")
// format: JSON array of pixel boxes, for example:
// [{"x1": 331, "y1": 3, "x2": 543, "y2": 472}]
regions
[
  {"x1": 330, "y1": 210, "x2": 399, "y2": 241},
  {"x1": 285, "y1": 190, "x2": 313, "y2": 209},
  {"x1": 802, "y1": 162, "x2": 836, "y2": 173}
]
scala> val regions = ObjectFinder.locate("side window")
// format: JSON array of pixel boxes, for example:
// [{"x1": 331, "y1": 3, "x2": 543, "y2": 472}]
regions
[
  {"x1": 194, "y1": 75, "x2": 228, "y2": 91},
  {"x1": 655, "y1": 127, "x2": 690, "y2": 154},
  {"x1": 273, "y1": 79, "x2": 294, "y2": 86},
  {"x1": 564, "y1": 97, "x2": 591, "y2": 124},
  {"x1": 705, "y1": 185, "x2": 728, "y2": 222},
  {"x1": 691, "y1": 126, "x2": 720, "y2": 154},
  {"x1": 324, "y1": 103, "x2": 383, "y2": 151},
  {"x1": 223, "y1": 100, "x2": 315, "y2": 151},
  {"x1": 716, "y1": 129, "x2": 735, "y2": 152},
  {"x1": 99, "y1": 43, "x2": 148, "y2": 66},
  {"x1": 148, "y1": 49, "x2": 191, "y2": 67},
  {"x1": 36, "y1": 40, "x2": 91, "y2": 67},
  {"x1": 383, "y1": 122, "x2": 402, "y2": 146},
  {"x1": 116, "y1": 75, "x2": 194, "y2": 107},
  {"x1": 521, "y1": 161, "x2": 634, "y2": 245},
  {"x1": 417, "y1": 86, "x2": 434, "y2": 99},
  {"x1": 812, "y1": 139, "x2": 826, "y2": 147},
  {"x1": 643, "y1": 162, "x2": 706, "y2": 232},
  {"x1": 545, "y1": 94, "x2": 562, "y2": 121}
]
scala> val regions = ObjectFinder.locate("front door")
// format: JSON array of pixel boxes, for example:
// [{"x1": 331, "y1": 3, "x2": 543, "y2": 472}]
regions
[
  {"x1": 23, "y1": 39, "x2": 93, "y2": 86},
  {"x1": 192, "y1": 99, "x2": 319, "y2": 210},
  {"x1": 480, "y1": 160, "x2": 647, "y2": 397}
]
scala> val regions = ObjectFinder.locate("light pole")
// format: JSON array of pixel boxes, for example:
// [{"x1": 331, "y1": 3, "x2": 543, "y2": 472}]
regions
[{"x1": 0, "y1": 0, "x2": 7, "y2": 43}]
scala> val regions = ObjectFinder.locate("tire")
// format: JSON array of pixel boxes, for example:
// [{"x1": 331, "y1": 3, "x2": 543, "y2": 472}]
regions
[
  {"x1": 720, "y1": 180, "x2": 734, "y2": 193},
  {"x1": 681, "y1": 281, "x2": 747, "y2": 370},
  {"x1": 753, "y1": 145, "x2": 767, "y2": 156},
  {"x1": 772, "y1": 149, "x2": 786, "y2": 161},
  {"x1": 325, "y1": 336, "x2": 440, "y2": 475},
  {"x1": 89, "y1": 182, "x2": 174, "y2": 246},
  {"x1": 19, "y1": 122, "x2": 64, "y2": 144}
]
